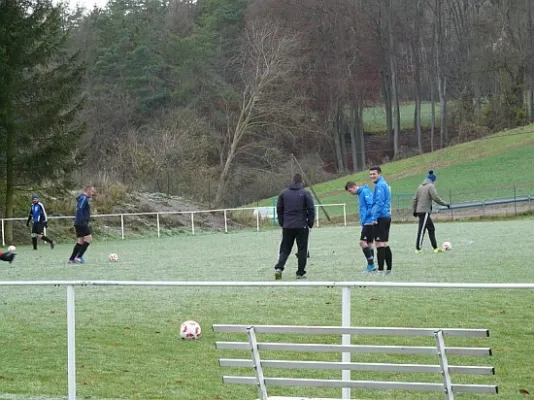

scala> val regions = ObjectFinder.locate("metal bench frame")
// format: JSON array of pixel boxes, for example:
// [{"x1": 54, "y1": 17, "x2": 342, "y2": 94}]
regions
[{"x1": 214, "y1": 324, "x2": 498, "y2": 400}]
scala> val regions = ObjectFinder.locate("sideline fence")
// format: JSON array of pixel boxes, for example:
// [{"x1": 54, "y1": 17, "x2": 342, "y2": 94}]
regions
[{"x1": 1, "y1": 280, "x2": 533, "y2": 400}]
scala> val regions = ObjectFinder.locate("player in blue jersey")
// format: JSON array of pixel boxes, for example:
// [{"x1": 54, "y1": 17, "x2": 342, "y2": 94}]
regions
[
  {"x1": 68, "y1": 186, "x2": 95, "y2": 264},
  {"x1": 369, "y1": 166, "x2": 393, "y2": 275},
  {"x1": 26, "y1": 194, "x2": 55, "y2": 250}
]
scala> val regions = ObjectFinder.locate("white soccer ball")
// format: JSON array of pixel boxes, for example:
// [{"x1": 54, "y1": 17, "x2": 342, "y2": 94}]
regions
[
  {"x1": 442, "y1": 241, "x2": 452, "y2": 251},
  {"x1": 108, "y1": 253, "x2": 119, "y2": 262},
  {"x1": 179, "y1": 320, "x2": 202, "y2": 340},
  {"x1": 7, "y1": 245, "x2": 16, "y2": 253}
]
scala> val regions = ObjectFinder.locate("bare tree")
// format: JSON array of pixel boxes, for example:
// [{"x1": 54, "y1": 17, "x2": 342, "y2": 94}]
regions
[{"x1": 215, "y1": 21, "x2": 302, "y2": 205}]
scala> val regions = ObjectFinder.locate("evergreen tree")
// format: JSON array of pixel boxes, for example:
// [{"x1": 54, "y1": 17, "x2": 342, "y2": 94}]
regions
[{"x1": 0, "y1": 0, "x2": 85, "y2": 241}]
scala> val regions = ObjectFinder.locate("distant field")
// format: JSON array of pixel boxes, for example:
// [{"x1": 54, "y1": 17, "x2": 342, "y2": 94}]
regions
[
  {"x1": 1, "y1": 221, "x2": 534, "y2": 399},
  {"x1": 363, "y1": 102, "x2": 440, "y2": 133}
]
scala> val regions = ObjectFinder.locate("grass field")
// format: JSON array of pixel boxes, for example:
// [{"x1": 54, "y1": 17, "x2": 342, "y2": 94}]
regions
[
  {"x1": 363, "y1": 103, "x2": 440, "y2": 133},
  {"x1": 1, "y1": 220, "x2": 534, "y2": 399}
]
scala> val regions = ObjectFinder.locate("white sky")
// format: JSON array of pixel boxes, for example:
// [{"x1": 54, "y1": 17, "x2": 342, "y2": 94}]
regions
[{"x1": 67, "y1": 0, "x2": 109, "y2": 11}]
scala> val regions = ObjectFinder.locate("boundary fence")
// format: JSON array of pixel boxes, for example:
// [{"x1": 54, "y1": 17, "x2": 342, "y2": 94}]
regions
[{"x1": 1, "y1": 280, "x2": 534, "y2": 400}]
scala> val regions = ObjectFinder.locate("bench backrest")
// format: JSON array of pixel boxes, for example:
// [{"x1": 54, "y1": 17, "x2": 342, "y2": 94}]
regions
[{"x1": 213, "y1": 324, "x2": 498, "y2": 400}]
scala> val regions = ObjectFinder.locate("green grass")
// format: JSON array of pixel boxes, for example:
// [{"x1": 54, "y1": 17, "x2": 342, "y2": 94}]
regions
[
  {"x1": 363, "y1": 102, "x2": 440, "y2": 133},
  {"x1": 1, "y1": 220, "x2": 534, "y2": 399}
]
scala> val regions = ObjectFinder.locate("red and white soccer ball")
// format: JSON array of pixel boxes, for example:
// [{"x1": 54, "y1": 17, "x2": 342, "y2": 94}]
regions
[
  {"x1": 108, "y1": 253, "x2": 119, "y2": 262},
  {"x1": 179, "y1": 320, "x2": 202, "y2": 340},
  {"x1": 442, "y1": 241, "x2": 452, "y2": 251},
  {"x1": 7, "y1": 245, "x2": 16, "y2": 253}
]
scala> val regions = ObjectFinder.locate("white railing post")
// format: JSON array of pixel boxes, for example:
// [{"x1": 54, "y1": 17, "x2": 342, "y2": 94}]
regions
[
  {"x1": 67, "y1": 285, "x2": 76, "y2": 400},
  {"x1": 316, "y1": 206, "x2": 320, "y2": 228},
  {"x1": 120, "y1": 215, "x2": 125, "y2": 240},
  {"x1": 223, "y1": 209, "x2": 228, "y2": 233},
  {"x1": 343, "y1": 204, "x2": 347, "y2": 226},
  {"x1": 341, "y1": 286, "x2": 351, "y2": 399},
  {"x1": 156, "y1": 213, "x2": 160, "y2": 238},
  {"x1": 1, "y1": 219, "x2": 4, "y2": 247},
  {"x1": 256, "y1": 210, "x2": 260, "y2": 232},
  {"x1": 191, "y1": 212, "x2": 195, "y2": 235}
]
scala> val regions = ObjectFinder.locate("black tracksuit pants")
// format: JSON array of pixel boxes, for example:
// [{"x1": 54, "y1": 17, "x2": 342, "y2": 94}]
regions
[
  {"x1": 416, "y1": 212, "x2": 438, "y2": 250},
  {"x1": 275, "y1": 227, "x2": 309, "y2": 276}
]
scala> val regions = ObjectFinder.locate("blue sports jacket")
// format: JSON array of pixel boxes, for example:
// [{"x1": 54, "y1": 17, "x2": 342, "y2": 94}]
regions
[
  {"x1": 355, "y1": 185, "x2": 373, "y2": 225},
  {"x1": 74, "y1": 194, "x2": 91, "y2": 226},
  {"x1": 371, "y1": 176, "x2": 391, "y2": 221}
]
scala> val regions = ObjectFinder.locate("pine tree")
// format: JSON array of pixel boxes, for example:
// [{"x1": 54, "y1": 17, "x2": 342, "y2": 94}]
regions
[{"x1": 0, "y1": 0, "x2": 85, "y2": 241}]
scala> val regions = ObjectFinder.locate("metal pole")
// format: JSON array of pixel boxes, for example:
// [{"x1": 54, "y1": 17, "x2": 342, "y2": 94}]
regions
[
  {"x1": 120, "y1": 215, "x2": 125, "y2": 240},
  {"x1": 343, "y1": 204, "x2": 347, "y2": 226},
  {"x1": 156, "y1": 213, "x2": 160, "y2": 238},
  {"x1": 341, "y1": 286, "x2": 351, "y2": 399},
  {"x1": 1, "y1": 219, "x2": 4, "y2": 247},
  {"x1": 67, "y1": 285, "x2": 76, "y2": 400},
  {"x1": 316, "y1": 206, "x2": 320, "y2": 228},
  {"x1": 256, "y1": 210, "x2": 260, "y2": 232},
  {"x1": 191, "y1": 212, "x2": 195, "y2": 235},
  {"x1": 224, "y1": 210, "x2": 228, "y2": 233},
  {"x1": 514, "y1": 184, "x2": 517, "y2": 216},
  {"x1": 449, "y1": 190, "x2": 453, "y2": 220}
]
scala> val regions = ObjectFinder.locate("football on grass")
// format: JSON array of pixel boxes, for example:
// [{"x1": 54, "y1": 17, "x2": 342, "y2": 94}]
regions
[
  {"x1": 108, "y1": 253, "x2": 119, "y2": 262},
  {"x1": 7, "y1": 245, "x2": 16, "y2": 253},
  {"x1": 442, "y1": 241, "x2": 452, "y2": 251},
  {"x1": 179, "y1": 320, "x2": 201, "y2": 340}
]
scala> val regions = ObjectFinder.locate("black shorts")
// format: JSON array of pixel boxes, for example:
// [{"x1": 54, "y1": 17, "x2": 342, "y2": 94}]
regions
[
  {"x1": 74, "y1": 225, "x2": 92, "y2": 238},
  {"x1": 360, "y1": 225, "x2": 374, "y2": 243},
  {"x1": 32, "y1": 222, "x2": 44, "y2": 235},
  {"x1": 373, "y1": 217, "x2": 391, "y2": 242}
]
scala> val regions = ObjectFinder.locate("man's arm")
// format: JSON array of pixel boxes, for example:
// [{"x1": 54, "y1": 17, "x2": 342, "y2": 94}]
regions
[
  {"x1": 305, "y1": 192, "x2": 315, "y2": 228},
  {"x1": 276, "y1": 193, "x2": 284, "y2": 227},
  {"x1": 429, "y1": 185, "x2": 448, "y2": 207},
  {"x1": 371, "y1": 187, "x2": 385, "y2": 222},
  {"x1": 412, "y1": 191, "x2": 418, "y2": 215},
  {"x1": 26, "y1": 207, "x2": 32, "y2": 226},
  {"x1": 39, "y1": 203, "x2": 48, "y2": 226}
]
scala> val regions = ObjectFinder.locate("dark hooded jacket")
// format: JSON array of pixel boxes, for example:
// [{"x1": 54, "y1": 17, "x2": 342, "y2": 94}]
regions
[{"x1": 276, "y1": 184, "x2": 315, "y2": 229}]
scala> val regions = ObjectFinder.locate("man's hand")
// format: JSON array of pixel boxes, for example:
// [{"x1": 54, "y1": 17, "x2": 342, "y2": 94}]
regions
[
  {"x1": 26, "y1": 221, "x2": 30, "y2": 227},
  {"x1": 413, "y1": 212, "x2": 417, "y2": 217}
]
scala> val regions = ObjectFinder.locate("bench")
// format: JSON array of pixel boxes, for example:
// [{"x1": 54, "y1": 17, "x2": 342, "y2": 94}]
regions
[{"x1": 213, "y1": 324, "x2": 498, "y2": 400}]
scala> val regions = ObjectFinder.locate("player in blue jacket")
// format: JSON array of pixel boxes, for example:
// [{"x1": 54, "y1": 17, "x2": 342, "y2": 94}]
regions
[
  {"x1": 68, "y1": 186, "x2": 95, "y2": 264},
  {"x1": 369, "y1": 166, "x2": 393, "y2": 274},
  {"x1": 345, "y1": 182, "x2": 376, "y2": 273},
  {"x1": 25, "y1": 194, "x2": 55, "y2": 250}
]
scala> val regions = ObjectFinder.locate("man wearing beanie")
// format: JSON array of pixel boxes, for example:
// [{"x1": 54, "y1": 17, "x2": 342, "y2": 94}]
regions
[{"x1": 412, "y1": 170, "x2": 450, "y2": 253}]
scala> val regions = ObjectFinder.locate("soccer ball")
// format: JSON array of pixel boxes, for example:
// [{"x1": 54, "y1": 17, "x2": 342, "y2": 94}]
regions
[
  {"x1": 442, "y1": 241, "x2": 452, "y2": 251},
  {"x1": 108, "y1": 253, "x2": 119, "y2": 262},
  {"x1": 179, "y1": 320, "x2": 202, "y2": 340},
  {"x1": 7, "y1": 245, "x2": 16, "y2": 253}
]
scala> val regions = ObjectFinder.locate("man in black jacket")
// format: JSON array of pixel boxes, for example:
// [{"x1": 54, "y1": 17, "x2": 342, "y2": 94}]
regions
[{"x1": 274, "y1": 174, "x2": 315, "y2": 280}]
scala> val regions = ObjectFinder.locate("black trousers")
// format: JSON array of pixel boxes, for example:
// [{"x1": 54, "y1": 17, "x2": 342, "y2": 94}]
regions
[
  {"x1": 275, "y1": 227, "x2": 309, "y2": 276},
  {"x1": 416, "y1": 212, "x2": 437, "y2": 250}
]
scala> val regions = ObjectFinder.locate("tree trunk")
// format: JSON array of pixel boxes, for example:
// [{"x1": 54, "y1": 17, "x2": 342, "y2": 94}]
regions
[
  {"x1": 430, "y1": 78, "x2": 435, "y2": 152},
  {"x1": 381, "y1": 68, "x2": 393, "y2": 142},
  {"x1": 435, "y1": 0, "x2": 448, "y2": 148},
  {"x1": 332, "y1": 104, "x2": 345, "y2": 173},
  {"x1": 357, "y1": 101, "x2": 366, "y2": 170},
  {"x1": 387, "y1": 0, "x2": 399, "y2": 158},
  {"x1": 439, "y1": 77, "x2": 448, "y2": 148},
  {"x1": 5, "y1": 124, "x2": 14, "y2": 244},
  {"x1": 349, "y1": 102, "x2": 358, "y2": 172},
  {"x1": 413, "y1": 0, "x2": 423, "y2": 154}
]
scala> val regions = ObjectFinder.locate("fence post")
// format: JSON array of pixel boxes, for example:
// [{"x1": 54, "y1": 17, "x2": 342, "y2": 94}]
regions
[
  {"x1": 316, "y1": 206, "x2": 320, "y2": 228},
  {"x1": 1, "y1": 219, "x2": 4, "y2": 247},
  {"x1": 191, "y1": 212, "x2": 195, "y2": 235},
  {"x1": 223, "y1": 209, "x2": 228, "y2": 233},
  {"x1": 343, "y1": 204, "x2": 347, "y2": 226},
  {"x1": 120, "y1": 214, "x2": 125, "y2": 240},
  {"x1": 156, "y1": 213, "x2": 160, "y2": 238},
  {"x1": 514, "y1": 184, "x2": 517, "y2": 216},
  {"x1": 67, "y1": 285, "x2": 76, "y2": 400},
  {"x1": 256, "y1": 210, "x2": 260, "y2": 232},
  {"x1": 341, "y1": 286, "x2": 351, "y2": 399},
  {"x1": 448, "y1": 190, "x2": 453, "y2": 220}
]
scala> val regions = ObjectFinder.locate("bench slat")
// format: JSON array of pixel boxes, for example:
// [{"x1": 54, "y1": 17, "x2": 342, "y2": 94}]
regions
[
  {"x1": 213, "y1": 325, "x2": 490, "y2": 337},
  {"x1": 223, "y1": 376, "x2": 498, "y2": 393},
  {"x1": 219, "y1": 359, "x2": 495, "y2": 375},
  {"x1": 216, "y1": 341, "x2": 492, "y2": 356}
]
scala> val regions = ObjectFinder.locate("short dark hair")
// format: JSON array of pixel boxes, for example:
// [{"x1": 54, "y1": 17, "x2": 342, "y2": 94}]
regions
[
  {"x1": 344, "y1": 181, "x2": 356, "y2": 191},
  {"x1": 293, "y1": 173, "x2": 303, "y2": 184},
  {"x1": 369, "y1": 166, "x2": 382, "y2": 174}
]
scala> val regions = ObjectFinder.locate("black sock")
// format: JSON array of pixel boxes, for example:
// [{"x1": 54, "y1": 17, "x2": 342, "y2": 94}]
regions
[
  {"x1": 70, "y1": 243, "x2": 82, "y2": 260},
  {"x1": 385, "y1": 246, "x2": 393, "y2": 271},
  {"x1": 32, "y1": 237, "x2": 37, "y2": 250},
  {"x1": 377, "y1": 247, "x2": 386, "y2": 271},
  {"x1": 41, "y1": 236, "x2": 53, "y2": 244},
  {"x1": 77, "y1": 242, "x2": 90, "y2": 258},
  {"x1": 362, "y1": 246, "x2": 374, "y2": 265}
]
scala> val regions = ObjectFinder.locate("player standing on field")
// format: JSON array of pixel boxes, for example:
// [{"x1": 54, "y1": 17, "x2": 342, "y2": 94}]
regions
[
  {"x1": 345, "y1": 181, "x2": 376, "y2": 273},
  {"x1": 412, "y1": 170, "x2": 450, "y2": 253},
  {"x1": 274, "y1": 174, "x2": 315, "y2": 280},
  {"x1": 369, "y1": 166, "x2": 393, "y2": 275},
  {"x1": 68, "y1": 186, "x2": 95, "y2": 264},
  {"x1": 26, "y1": 194, "x2": 55, "y2": 250}
]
